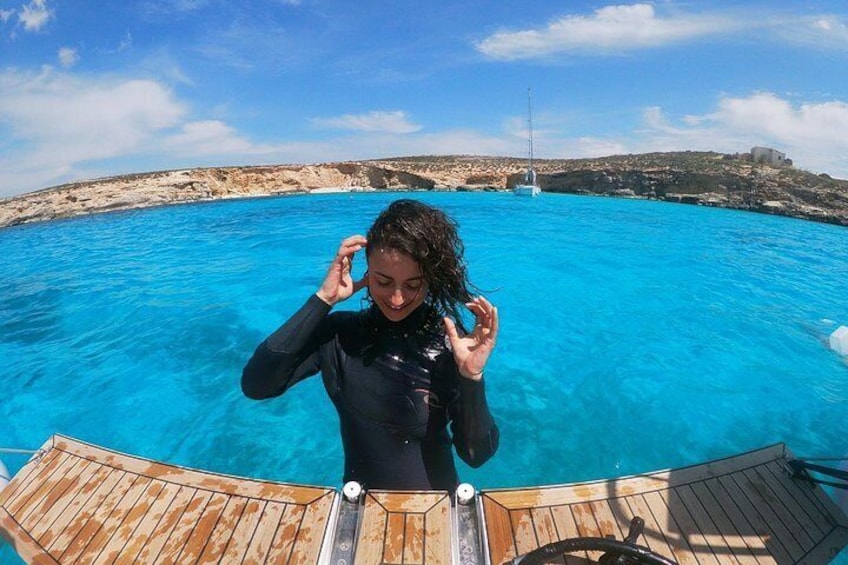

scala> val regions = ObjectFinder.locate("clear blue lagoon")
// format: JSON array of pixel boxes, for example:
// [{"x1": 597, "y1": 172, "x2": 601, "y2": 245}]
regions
[{"x1": 1, "y1": 191, "x2": 847, "y2": 562}]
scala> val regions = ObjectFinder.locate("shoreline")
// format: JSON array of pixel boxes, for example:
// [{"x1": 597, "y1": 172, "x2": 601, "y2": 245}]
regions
[{"x1": 2, "y1": 152, "x2": 847, "y2": 230}]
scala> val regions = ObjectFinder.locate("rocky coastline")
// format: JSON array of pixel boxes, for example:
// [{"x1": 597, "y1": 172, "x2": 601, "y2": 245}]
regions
[{"x1": 1, "y1": 151, "x2": 847, "y2": 229}]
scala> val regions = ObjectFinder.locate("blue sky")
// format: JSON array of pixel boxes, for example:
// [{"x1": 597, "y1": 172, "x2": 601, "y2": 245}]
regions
[{"x1": 1, "y1": 1, "x2": 848, "y2": 197}]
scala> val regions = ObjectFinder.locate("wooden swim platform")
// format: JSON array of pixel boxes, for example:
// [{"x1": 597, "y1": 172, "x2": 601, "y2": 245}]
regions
[{"x1": 1, "y1": 436, "x2": 846, "y2": 564}]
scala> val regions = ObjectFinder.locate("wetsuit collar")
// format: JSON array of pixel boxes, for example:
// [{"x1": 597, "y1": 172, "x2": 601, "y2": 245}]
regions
[{"x1": 367, "y1": 301, "x2": 440, "y2": 335}]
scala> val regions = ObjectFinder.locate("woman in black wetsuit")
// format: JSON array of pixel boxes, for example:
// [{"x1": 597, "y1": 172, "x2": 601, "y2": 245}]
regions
[{"x1": 241, "y1": 199, "x2": 499, "y2": 491}]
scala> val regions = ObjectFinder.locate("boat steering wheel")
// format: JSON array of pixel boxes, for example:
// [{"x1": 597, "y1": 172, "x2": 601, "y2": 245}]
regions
[{"x1": 509, "y1": 517, "x2": 678, "y2": 565}]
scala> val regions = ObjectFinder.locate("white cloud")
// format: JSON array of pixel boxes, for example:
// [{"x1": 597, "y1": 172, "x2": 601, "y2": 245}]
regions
[
  {"x1": 0, "y1": 70, "x2": 522, "y2": 196},
  {"x1": 276, "y1": 129, "x2": 515, "y2": 165},
  {"x1": 477, "y1": 5, "x2": 848, "y2": 60},
  {"x1": 1, "y1": 9, "x2": 14, "y2": 23},
  {"x1": 571, "y1": 137, "x2": 630, "y2": 158},
  {"x1": 780, "y1": 15, "x2": 848, "y2": 50},
  {"x1": 58, "y1": 47, "x2": 79, "y2": 68},
  {"x1": 163, "y1": 120, "x2": 271, "y2": 156},
  {"x1": 0, "y1": 68, "x2": 299, "y2": 196},
  {"x1": 140, "y1": 50, "x2": 194, "y2": 86},
  {"x1": 311, "y1": 111, "x2": 422, "y2": 134},
  {"x1": 0, "y1": 71, "x2": 183, "y2": 150},
  {"x1": 709, "y1": 93, "x2": 848, "y2": 146},
  {"x1": 814, "y1": 18, "x2": 837, "y2": 32},
  {"x1": 141, "y1": 0, "x2": 207, "y2": 17},
  {"x1": 4, "y1": 65, "x2": 847, "y2": 200},
  {"x1": 380, "y1": 130, "x2": 514, "y2": 157},
  {"x1": 19, "y1": 0, "x2": 52, "y2": 32},
  {"x1": 476, "y1": 3, "x2": 737, "y2": 60},
  {"x1": 118, "y1": 31, "x2": 133, "y2": 52},
  {"x1": 172, "y1": 0, "x2": 206, "y2": 10},
  {"x1": 623, "y1": 93, "x2": 848, "y2": 178},
  {"x1": 0, "y1": 69, "x2": 187, "y2": 195}
]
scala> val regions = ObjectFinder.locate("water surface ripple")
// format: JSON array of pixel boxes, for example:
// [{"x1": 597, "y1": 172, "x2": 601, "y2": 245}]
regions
[{"x1": 1, "y1": 192, "x2": 846, "y2": 515}]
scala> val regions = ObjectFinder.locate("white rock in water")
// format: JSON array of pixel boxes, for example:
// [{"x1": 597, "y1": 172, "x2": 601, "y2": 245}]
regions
[
  {"x1": 0, "y1": 458, "x2": 10, "y2": 490},
  {"x1": 829, "y1": 326, "x2": 848, "y2": 355}
]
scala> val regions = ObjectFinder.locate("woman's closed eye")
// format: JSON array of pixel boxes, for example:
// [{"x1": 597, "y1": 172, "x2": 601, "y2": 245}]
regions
[{"x1": 376, "y1": 278, "x2": 421, "y2": 291}]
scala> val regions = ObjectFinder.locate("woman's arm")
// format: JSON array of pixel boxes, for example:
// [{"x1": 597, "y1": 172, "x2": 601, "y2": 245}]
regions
[
  {"x1": 444, "y1": 295, "x2": 500, "y2": 465},
  {"x1": 242, "y1": 235, "x2": 368, "y2": 399},
  {"x1": 241, "y1": 294, "x2": 332, "y2": 399},
  {"x1": 449, "y1": 377, "x2": 500, "y2": 467}
]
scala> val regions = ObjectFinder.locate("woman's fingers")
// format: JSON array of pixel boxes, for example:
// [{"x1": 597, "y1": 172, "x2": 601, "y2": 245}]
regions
[
  {"x1": 446, "y1": 297, "x2": 498, "y2": 380},
  {"x1": 317, "y1": 236, "x2": 368, "y2": 305},
  {"x1": 466, "y1": 297, "x2": 496, "y2": 327},
  {"x1": 477, "y1": 296, "x2": 498, "y2": 336},
  {"x1": 465, "y1": 300, "x2": 486, "y2": 322},
  {"x1": 338, "y1": 235, "x2": 367, "y2": 256},
  {"x1": 443, "y1": 316, "x2": 458, "y2": 339},
  {"x1": 489, "y1": 305, "x2": 499, "y2": 342},
  {"x1": 463, "y1": 296, "x2": 498, "y2": 350},
  {"x1": 467, "y1": 296, "x2": 494, "y2": 313},
  {"x1": 336, "y1": 235, "x2": 367, "y2": 274}
]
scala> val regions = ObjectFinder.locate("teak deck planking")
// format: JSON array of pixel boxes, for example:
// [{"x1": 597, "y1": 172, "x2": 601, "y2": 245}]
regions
[
  {"x1": 1, "y1": 437, "x2": 846, "y2": 564},
  {"x1": 0, "y1": 435, "x2": 336, "y2": 564},
  {"x1": 479, "y1": 444, "x2": 848, "y2": 565},
  {"x1": 354, "y1": 491, "x2": 451, "y2": 564}
]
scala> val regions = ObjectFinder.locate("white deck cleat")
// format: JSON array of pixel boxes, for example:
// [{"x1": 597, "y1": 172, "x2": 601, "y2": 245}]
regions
[
  {"x1": 456, "y1": 482, "x2": 476, "y2": 505},
  {"x1": 342, "y1": 480, "x2": 362, "y2": 502}
]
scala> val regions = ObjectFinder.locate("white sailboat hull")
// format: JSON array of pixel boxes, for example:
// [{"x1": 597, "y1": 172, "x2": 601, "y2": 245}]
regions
[{"x1": 514, "y1": 184, "x2": 541, "y2": 196}]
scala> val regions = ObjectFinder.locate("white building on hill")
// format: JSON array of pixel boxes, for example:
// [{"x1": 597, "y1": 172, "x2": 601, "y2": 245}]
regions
[{"x1": 751, "y1": 146, "x2": 789, "y2": 167}]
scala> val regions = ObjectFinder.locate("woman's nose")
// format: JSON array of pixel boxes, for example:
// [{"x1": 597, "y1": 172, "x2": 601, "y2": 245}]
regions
[{"x1": 390, "y1": 288, "x2": 405, "y2": 305}]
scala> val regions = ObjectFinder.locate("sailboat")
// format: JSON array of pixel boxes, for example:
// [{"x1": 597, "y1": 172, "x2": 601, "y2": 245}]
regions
[{"x1": 514, "y1": 87, "x2": 541, "y2": 196}]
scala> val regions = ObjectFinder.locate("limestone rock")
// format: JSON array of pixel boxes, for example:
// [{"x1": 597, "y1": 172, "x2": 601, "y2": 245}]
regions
[{"x1": 1, "y1": 152, "x2": 847, "y2": 229}]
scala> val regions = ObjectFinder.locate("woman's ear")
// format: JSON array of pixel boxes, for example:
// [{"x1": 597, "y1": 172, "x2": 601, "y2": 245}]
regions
[{"x1": 363, "y1": 270, "x2": 371, "y2": 299}]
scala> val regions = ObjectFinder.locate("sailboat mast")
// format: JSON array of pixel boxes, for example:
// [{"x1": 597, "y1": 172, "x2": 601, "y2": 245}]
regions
[
  {"x1": 527, "y1": 87, "x2": 534, "y2": 171},
  {"x1": 514, "y1": 87, "x2": 541, "y2": 195}
]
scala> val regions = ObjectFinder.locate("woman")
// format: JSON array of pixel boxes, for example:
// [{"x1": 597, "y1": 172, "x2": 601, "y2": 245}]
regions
[{"x1": 242, "y1": 199, "x2": 499, "y2": 491}]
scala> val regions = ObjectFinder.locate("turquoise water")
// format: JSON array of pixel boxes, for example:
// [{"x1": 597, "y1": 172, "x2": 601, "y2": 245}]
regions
[{"x1": 1, "y1": 191, "x2": 847, "y2": 562}]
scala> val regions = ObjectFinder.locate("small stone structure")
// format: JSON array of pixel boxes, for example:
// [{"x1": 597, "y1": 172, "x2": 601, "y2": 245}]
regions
[{"x1": 751, "y1": 146, "x2": 790, "y2": 167}]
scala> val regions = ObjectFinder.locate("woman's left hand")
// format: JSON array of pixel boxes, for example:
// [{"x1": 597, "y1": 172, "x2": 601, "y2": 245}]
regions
[{"x1": 443, "y1": 296, "x2": 499, "y2": 381}]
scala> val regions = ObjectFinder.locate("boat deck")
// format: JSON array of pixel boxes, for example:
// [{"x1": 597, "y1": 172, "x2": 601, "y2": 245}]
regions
[
  {"x1": 1, "y1": 436, "x2": 846, "y2": 564},
  {"x1": 0, "y1": 436, "x2": 336, "y2": 564},
  {"x1": 479, "y1": 444, "x2": 848, "y2": 565}
]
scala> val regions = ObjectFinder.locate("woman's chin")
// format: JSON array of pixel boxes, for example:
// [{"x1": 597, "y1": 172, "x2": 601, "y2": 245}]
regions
[{"x1": 377, "y1": 303, "x2": 412, "y2": 322}]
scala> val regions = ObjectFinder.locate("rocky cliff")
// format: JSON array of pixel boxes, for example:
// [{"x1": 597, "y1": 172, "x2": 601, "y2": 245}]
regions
[
  {"x1": 0, "y1": 163, "x2": 434, "y2": 229},
  {"x1": 1, "y1": 151, "x2": 846, "y2": 229}
]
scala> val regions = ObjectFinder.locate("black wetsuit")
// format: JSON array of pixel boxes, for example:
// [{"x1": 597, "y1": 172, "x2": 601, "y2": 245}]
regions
[{"x1": 241, "y1": 294, "x2": 499, "y2": 491}]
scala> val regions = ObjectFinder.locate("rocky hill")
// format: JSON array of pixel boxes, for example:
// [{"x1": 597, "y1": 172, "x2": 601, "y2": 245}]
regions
[{"x1": 1, "y1": 151, "x2": 847, "y2": 229}]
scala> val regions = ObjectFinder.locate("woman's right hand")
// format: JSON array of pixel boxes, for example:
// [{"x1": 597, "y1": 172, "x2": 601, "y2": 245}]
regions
[{"x1": 316, "y1": 235, "x2": 369, "y2": 306}]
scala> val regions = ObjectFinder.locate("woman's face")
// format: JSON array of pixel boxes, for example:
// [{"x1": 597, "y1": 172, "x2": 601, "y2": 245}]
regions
[{"x1": 367, "y1": 247, "x2": 428, "y2": 322}]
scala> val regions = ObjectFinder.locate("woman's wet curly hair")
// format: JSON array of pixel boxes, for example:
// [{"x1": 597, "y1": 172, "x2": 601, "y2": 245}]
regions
[{"x1": 366, "y1": 199, "x2": 472, "y2": 326}]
